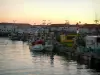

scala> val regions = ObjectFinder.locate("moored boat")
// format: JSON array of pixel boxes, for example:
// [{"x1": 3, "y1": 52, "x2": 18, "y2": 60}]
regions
[
  {"x1": 29, "y1": 39, "x2": 44, "y2": 51},
  {"x1": 44, "y1": 40, "x2": 54, "y2": 51},
  {"x1": 8, "y1": 33, "x2": 21, "y2": 41},
  {"x1": 74, "y1": 35, "x2": 100, "y2": 54}
]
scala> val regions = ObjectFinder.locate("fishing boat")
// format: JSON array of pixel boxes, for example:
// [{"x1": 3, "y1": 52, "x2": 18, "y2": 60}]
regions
[
  {"x1": 84, "y1": 35, "x2": 100, "y2": 52},
  {"x1": 29, "y1": 39, "x2": 44, "y2": 51},
  {"x1": 8, "y1": 32, "x2": 21, "y2": 41},
  {"x1": 44, "y1": 39, "x2": 54, "y2": 51},
  {"x1": 60, "y1": 34, "x2": 77, "y2": 47},
  {"x1": 74, "y1": 35, "x2": 100, "y2": 54}
]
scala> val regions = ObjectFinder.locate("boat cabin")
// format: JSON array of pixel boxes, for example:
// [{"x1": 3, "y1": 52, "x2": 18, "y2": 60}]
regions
[
  {"x1": 60, "y1": 34, "x2": 77, "y2": 47},
  {"x1": 85, "y1": 35, "x2": 100, "y2": 49}
]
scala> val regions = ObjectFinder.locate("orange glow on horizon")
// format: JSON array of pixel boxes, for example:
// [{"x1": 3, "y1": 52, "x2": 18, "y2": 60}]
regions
[{"x1": 0, "y1": 0, "x2": 99, "y2": 24}]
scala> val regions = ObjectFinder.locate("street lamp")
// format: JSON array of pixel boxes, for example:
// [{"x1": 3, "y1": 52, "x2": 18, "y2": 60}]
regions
[
  {"x1": 65, "y1": 20, "x2": 69, "y2": 30},
  {"x1": 43, "y1": 20, "x2": 46, "y2": 25},
  {"x1": 33, "y1": 21, "x2": 36, "y2": 25},
  {"x1": 34, "y1": 23, "x2": 36, "y2": 25},
  {"x1": 65, "y1": 20, "x2": 69, "y2": 25},
  {"x1": 47, "y1": 20, "x2": 51, "y2": 25},
  {"x1": 13, "y1": 20, "x2": 16, "y2": 33},
  {"x1": 79, "y1": 21, "x2": 81, "y2": 25},
  {"x1": 94, "y1": 20, "x2": 99, "y2": 25},
  {"x1": 13, "y1": 20, "x2": 16, "y2": 23}
]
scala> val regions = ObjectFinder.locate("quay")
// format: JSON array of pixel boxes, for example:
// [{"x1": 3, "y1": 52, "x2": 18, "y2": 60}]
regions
[{"x1": 77, "y1": 52, "x2": 100, "y2": 70}]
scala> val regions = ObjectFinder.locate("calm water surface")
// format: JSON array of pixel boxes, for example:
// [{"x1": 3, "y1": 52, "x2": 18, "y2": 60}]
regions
[{"x1": 0, "y1": 38, "x2": 99, "y2": 75}]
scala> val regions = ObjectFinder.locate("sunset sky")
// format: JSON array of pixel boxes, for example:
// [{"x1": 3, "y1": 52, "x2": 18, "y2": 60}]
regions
[{"x1": 0, "y1": 0, "x2": 100, "y2": 24}]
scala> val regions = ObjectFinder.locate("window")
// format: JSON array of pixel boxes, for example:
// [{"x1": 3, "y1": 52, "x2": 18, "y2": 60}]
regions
[
  {"x1": 97, "y1": 37, "x2": 100, "y2": 43},
  {"x1": 67, "y1": 36, "x2": 75, "y2": 40}
]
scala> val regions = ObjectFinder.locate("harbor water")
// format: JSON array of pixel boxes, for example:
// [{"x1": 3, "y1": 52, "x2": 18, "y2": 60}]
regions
[{"x1": 0, "y1": 37, "x2": 99, "y2": 75}]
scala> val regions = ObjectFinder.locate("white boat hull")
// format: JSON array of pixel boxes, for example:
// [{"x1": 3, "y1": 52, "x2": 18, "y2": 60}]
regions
[{"x1": 29, "y1": 44, "x2": 44, "y2": 51}]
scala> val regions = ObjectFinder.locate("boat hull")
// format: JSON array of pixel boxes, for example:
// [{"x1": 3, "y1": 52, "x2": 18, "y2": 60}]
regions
[
  {"x1": 77, "y1": 46, "x2": 100, "y2": 54},
  {"x1": 44, "y1": 45, "x2": 54, "y2": 51},
  {"x1": 29, "y1": 44, "x2": 44, "y2": 51}
]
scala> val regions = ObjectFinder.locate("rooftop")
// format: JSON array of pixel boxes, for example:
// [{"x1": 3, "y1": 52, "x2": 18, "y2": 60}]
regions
[{"x1": 0, "y1": 23, "x2": 32, "y2": 27}]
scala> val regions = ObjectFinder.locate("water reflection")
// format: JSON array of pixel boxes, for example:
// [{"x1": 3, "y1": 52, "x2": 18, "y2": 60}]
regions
[
  {"x1": 50, "y1": 52, "x2": 54, "y2": 67},
  {"x1": 0, "y1": 38, "x2": 99, "y2": 75},
  {"x1": 30, "y1": 51, "x2": 55, "y2": 67}
]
